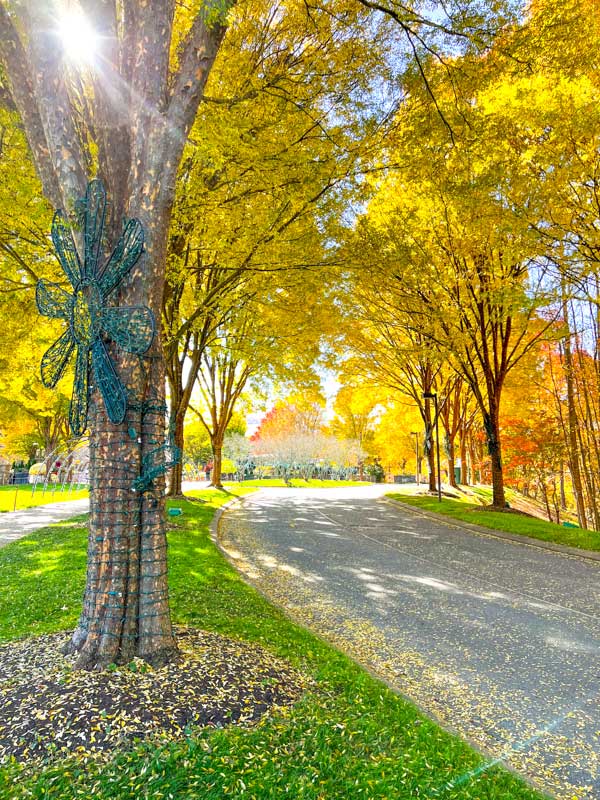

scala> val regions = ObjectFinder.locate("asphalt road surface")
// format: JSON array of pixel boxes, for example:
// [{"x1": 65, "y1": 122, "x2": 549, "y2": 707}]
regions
[
  {"x1": 0, "y1": 498, "x2": 89, "y2": 548},
  {"x1": 219, "y1": 486, "x2": 600, "y2": 800}
]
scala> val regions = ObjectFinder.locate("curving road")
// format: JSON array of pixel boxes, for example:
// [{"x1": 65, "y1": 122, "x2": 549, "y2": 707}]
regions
[{"x1": 219, "y1": 486, "x2": 600, "y2": 800}]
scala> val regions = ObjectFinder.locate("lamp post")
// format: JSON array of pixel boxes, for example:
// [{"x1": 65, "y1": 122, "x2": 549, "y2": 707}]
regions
[
  {"x1": 423, "y1": 392, "x2": 442, "y2": 502},
  {"x1": 410, "y1": 431, "x2": 420, "y2": 485}
]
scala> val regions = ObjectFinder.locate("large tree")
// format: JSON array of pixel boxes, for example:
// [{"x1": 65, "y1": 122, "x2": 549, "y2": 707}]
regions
[
  {"x1": 162, "y1": 0, "x2": 391, "y2": 495},
  {"x1": 0, "y1": 0, "x2": 231, "y2": 669}
]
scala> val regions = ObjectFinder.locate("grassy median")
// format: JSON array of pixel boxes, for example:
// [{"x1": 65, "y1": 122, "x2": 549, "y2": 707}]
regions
[{"x1": 387, "y1": 491, "x2": 600, "y2": 553}]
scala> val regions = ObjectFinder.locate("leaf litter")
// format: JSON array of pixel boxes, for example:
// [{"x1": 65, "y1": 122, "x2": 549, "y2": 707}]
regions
[{"x1": 0, "y1": 626, "x2": 311, "y2": 764}]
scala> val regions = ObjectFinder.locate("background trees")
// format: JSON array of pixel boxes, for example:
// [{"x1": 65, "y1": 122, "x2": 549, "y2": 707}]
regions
[
  {"x1": 162, "y1": 0, "x2": 394, "y2": 493},
  {"x1": 334, "y1": 1, "x2": 599, "y2": 511}
]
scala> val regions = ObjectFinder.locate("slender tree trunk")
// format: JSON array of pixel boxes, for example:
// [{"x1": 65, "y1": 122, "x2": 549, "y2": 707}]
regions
[
  {"x1": 468, "y1": 437, "x2": 477, "y2": 484},
  {"x1": 165, "y1": 349, "x2": 203, "y2": 496},
  {"x1": 169, "y1": 407, "x2": 185, "y2": 497},
  {"x1": 562, "y1": 300, "x2": 588, "y2": 528},
  {"x1": 539, "y1": 479, "x2": 552, "y2": 523},
  {"x1": 483, "y1": 408, "x2": 506, "y2": 507},
  {"x1": 211, "y1": 436, "x2": 224, "y2": 490},
  {"x1": 559, "y1": 464, "x2": 567, "y2": 511},
  {"x1": 165, "y1": 349, "x2": 185, "y2": 497},
  {"x1": 552, "y1": 479, "x2": 560, "y2": 525},
  {"x1": 459, "y1": 433, "x2": 468, "y2": 485},
  {"x1": 446, "y1": 435, "x2": 457, "y2": 488},
  {"x1": 424, "y1": 418, "x2": 436, "y2": 492}
]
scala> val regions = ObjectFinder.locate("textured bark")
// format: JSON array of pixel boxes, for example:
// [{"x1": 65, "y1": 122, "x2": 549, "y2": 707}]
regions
[
  {"x1": 561, "y1": 300, "x2": 588, "y2": 528},
  {"x1": 0, "y1": 2, "x2": 231, "y2": 669},
  {"x1": 423, "y1": 404, "x2": 436, "y2": 493},
  {"x1": 67, "y1": 210, "x2": 178, "y2": 668},
  {"x1": 0, "y1": 6, "x2": 62, "y2": 205},
  {"x1": 211, "y1": 438, "x2": 224, "y2": 490},
  {"x1": 168, "y1": 405, "x2": 185, "y2": 496},
  {"x1": 483, "y1": 408, "x2": 506, "y2": 508},
  {"x1": 69, "y1": 393, "x2": 177, "y2": 669},
  {"x1": 445, "y1": 435, "x2": 457, "y2": 488},
  {"x1": 459, "y1": 433, "x2": 468, "y2": 485}
]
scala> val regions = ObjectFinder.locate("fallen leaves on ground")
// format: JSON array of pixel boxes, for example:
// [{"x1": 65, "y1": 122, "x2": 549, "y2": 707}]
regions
[{"x1": 0, "y1": 627, "x2": 311, "y2": 764}]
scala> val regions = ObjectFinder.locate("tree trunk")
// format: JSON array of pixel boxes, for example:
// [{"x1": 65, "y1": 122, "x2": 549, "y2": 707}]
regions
[
  {"x1": 459, "y1": 433, "x2": 468, "y2": 485},
  {"x1": 69, "y1": 392, "x2": 177, "y2": 669},
  {"x1": 489, "y1": 447, "x2": 505, "y2": 507},
  {"x1": 539, "y1": 479, "x2": 552, "y2": 523},
  {"x1": 169, "y1": 410, "x2": 185, "y2": 496},
  {"x1": 562, "y1": 300, "x2": 588, "y2": 528},
  {"x1": 67, "y1": 213, "x2": 178, "y2": 669},
  {"x1": 426, "y1": 446, "x2": 436, "y2": 492},
  {"x1": 446, "y1": 435, "x2": 457, "y2": 489},
  {"x1": 483, "y1": 409, "x2": 506, "y2": 508},
  {"x1": 551, "y1": 480, "x2": 560, "y2": 525},
  {"x1": 166, "y1": 363, "x2": 185, "y2": 497},
  {"x1": 423, "y1": 405, "x2": 436, "y2": 492},
  {"x1": 559, "y1": 464, "x2": 567, "y2": 511},
  {"x1": 468, "y1": 439, "x2": 478, "y2": 484},
  {"x1": 0, "y1": 3, "x2": 229, "y2": 672},
  {"x1": 211, "y1": 437, "x2": 224, "y2": 489}
]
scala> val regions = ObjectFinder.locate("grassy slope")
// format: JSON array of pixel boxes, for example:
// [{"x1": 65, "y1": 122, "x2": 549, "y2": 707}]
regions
[
  {"x1": 387, "y1": 491, "x2": 600, "y2": 553},
  {"x1": 0, "y1": 491, "x2": 547, "y2": 800},
  {"x1": 0, "y1": 484, "x2": 88, "y2": 512}
]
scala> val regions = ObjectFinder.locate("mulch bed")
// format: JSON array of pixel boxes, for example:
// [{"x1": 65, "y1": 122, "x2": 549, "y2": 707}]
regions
[{"x1": 0, "y1": 627, "x2": 310, "y2": 763}]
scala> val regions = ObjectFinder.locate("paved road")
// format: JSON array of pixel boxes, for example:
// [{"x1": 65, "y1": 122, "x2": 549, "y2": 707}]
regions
[
  {"x1": 0, "y1": 481, "x2": 210, "y2": 549},
  {"x1": 0, "y1": 498, "x2": 90, "y2": 548},
  {"x1": 219, "y1": 487, "x2": 600, "y2": 800}
]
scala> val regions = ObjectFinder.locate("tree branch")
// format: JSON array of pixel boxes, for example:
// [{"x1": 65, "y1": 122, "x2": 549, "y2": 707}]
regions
[
  {"x1": 0, "y1": 4, "x2": 61, "y2": 205},
  {"x1": 22, "y1": 0, "x2": 87, "y2": 207},
  {"x1": 167, "y1": 12, "x2": 230, "y2": 137},
  {"x1": 79, "y1": 1, "x2": 131, "y2": 224}
]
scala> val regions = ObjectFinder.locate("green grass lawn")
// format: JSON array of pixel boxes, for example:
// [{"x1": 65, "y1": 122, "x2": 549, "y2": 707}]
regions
[
  {"x1": 0, "y1": 484, "x2": 88, "y2": 512},
  {"x1": 387, "y1": 491, "x2": 600, "y2": 553},
  {"x1": 224, "y1": 478, "x2": 371, "y2": 488},
  {"x1": 0, "y1": 490, "x2": 547, "y2": 800}
]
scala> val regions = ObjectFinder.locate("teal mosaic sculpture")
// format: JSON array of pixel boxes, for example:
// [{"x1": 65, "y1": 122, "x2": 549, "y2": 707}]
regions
[{"x1": 36, "y1": 180, "x2": 155, "y2": 436}]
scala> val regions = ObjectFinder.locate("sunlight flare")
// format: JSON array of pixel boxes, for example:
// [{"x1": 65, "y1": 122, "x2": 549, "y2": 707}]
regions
[{"x1": 57, "y1": 7, "x2": 99, "y2": 65}]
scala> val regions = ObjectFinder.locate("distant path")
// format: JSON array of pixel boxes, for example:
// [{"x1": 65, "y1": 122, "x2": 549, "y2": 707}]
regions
[
  {"x1": 0, "y1": 499, "x2": 89, "y2": 548},
  {"x1": 0, "y1": 481, "x2": 211, "y2": 549},
  {"x1": 219, "y1": 486, "x2": 600, "y2": 800}
]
